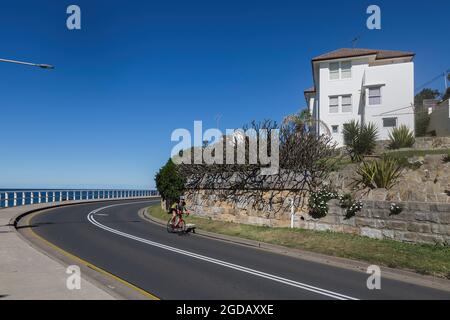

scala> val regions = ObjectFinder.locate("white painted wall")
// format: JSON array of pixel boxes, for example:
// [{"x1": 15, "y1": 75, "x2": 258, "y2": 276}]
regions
[
  {"x1": 318, "y1": 58, "x2": 369, "y2": 146},
  {"x1": 312, "y1": 57, "x2": 415, "y2": 146},
  {"x1": 363, "y1": 61, "x2": 415, "y2": 140}
]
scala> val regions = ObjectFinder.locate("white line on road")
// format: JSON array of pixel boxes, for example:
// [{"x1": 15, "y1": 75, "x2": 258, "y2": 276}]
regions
[{"x1": 87, "y1": 201, "x2": 359, "y2": 300}]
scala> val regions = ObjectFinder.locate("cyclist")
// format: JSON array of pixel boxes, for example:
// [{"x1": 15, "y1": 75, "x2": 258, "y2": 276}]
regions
[{"x1": 170, "y1": 198, "x2": 189, "y2": 225}]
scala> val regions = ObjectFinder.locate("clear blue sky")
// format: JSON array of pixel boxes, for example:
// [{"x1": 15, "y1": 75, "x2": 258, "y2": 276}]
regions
[{"x1": 0, "y1": 0, "x2": 448, "y2": 189}]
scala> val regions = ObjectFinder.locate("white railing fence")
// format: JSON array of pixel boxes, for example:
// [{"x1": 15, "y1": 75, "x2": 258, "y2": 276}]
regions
[{"x1": 0, "y1": 189, "x2": 159, "y2": 208}]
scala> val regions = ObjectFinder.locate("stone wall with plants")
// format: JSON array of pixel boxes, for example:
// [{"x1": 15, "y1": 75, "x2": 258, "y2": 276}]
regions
[
  {"x1": 375, "y1": 136, "x2": 450, "y2": 153},
  {"x1": 296, "y1": 199, "x2": 450, "y2": 245},
  {"x1": 188, "y1": 190, "x2": 450, "y2": 245},
  {"x1": 327, "y1": 154, "x2": 450, "y2": 203}
]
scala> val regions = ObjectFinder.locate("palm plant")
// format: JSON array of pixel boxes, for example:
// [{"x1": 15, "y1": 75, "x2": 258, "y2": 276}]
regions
[
  {"x1": 388, "y1": 125, "x2": 415, "y2": 149},
  {"x1": 343, "y1": 120, "x2": 378, "y2": 162},
  {"x1": 354, "y1": 156, "x2": 403, "y2": 190}
]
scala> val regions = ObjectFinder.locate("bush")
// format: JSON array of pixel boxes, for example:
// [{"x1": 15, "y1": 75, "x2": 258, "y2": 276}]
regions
[
  {"x1": 388, "y1": 125, "x2": 415, "y2": 149},
  {"x1": 308, "y1": 188, "x2": 338, "y2": 218},
  {"x1": 155, "y1": 159, "x2": 186, "y2": 208},
  {"x1": 443, "y1": 152, "x2": 450, "y2": 163},
  {"x1": 338, "y1": 193, "x2": 363, "y2": 219},
  {"x1": 343, "y1": 120, "x2": 378, "y2": 162},
  {"x1": 354, "y1": 157, "x2": 403, "y2": 190}
]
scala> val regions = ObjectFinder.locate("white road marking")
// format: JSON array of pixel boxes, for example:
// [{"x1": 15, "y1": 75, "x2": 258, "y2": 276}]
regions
[{"x1": 87, "y1": 201, "x2": 359, "y2": 300}]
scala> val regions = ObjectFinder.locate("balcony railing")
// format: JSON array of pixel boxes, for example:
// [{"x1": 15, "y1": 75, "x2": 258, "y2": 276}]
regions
[{"x1": 0, "y1": 189, "x2": 159, "y2": 208}]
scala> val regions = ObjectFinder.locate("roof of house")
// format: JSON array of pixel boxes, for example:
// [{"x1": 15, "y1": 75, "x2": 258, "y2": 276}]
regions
[
  {"x1": 312, "y1": 48, "x2": 415, "y2": 62},
  {"x1": 304, "y1": 86, "x2": 316, "y2": 94}
]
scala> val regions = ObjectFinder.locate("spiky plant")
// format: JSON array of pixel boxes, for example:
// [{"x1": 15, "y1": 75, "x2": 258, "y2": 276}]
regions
[
  {"x1": 343, "y1": 120, "x2": 378, "y2": 162},
  {"x1": 355, "y1": 156, "x2": 403, "y2": 190},
  {"x1": 388, "y1": 125, "x2": 415, "y2": 149}
]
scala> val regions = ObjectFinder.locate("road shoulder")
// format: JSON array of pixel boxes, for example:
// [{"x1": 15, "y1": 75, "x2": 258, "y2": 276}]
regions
[{"x1": 0, "y1": 199, "x2": 157, "y2": 300}]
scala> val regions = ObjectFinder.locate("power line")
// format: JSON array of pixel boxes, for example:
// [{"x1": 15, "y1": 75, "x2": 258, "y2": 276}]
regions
[{"x1": 415, "y1": 69, "x2": 450, "y2": 93}]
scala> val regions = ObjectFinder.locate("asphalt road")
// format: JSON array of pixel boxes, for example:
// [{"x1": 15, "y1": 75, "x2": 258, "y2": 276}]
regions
[{"x1": 25, "y1": 199, "x2": 450, "y2": 300}]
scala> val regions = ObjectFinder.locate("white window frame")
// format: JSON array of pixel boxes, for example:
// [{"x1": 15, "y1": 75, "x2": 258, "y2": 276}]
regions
[
  {"x1": 341, "y1": 61, "x2": 352, "y2": 79},
  {"x1": 329, "y1": 96, "x2": 339, "y2": 113},
  {"x1": 331, "y1": 125, "x2": 339, "y2": 134},
  {"x1": 329, "y1": 60, "x2": 352, "y2": 80},
  {"x1": 368, "y1": 86, "x2": 382, "y2": 106},
  {"x1": 341, "y1": 95, "x2": 352, "y2": 113}
]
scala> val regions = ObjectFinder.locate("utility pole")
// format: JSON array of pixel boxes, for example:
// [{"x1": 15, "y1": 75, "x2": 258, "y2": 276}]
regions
[
  {"x1": 215, "y1": 114, "x2": 222, "y2": 130},
  {"x1": 445, "y1": 70, "x2": 449, "y2": 90}
]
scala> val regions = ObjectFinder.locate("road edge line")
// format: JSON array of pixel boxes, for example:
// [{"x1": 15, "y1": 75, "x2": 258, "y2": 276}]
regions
[{"x1": 16, "y1": 200, "x2": 161, "y2": 300}]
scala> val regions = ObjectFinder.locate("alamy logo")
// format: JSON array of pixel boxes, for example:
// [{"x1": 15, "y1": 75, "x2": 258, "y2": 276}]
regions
[
  {"x1": 66, "y1": 265, "x2": 81, "y2": 290},
  {"x1": 171, "y1": 121, "x2": 280, "y2": 175},
  {"x1": 366, "y1": 265, "x2": 381, "y2": 290},
  {"x1": 366, "y1": 5, "x2": 381, "y2": 30},
  {"x1": 66, "y1": 5, "x2": 81, "y2": 30}
]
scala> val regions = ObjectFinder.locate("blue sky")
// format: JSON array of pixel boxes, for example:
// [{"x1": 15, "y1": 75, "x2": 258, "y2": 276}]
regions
[{"x1": 0, "y1": 0, "x2": 448, "y2": 189}]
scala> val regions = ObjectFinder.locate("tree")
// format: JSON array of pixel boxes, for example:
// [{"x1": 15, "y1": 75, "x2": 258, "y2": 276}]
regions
[
  {"x1": 179, "y1": 118, "x2": 337, "y2": 214},
  {"x1": 443, "y1": 73, "x2": 450, "y2": 101},
  {"x1": 414, "y1": 88, "x2": 441, "y2": 137},
  {"x1": 155, "y1": 159, "x2": 185, "y2": 209}
]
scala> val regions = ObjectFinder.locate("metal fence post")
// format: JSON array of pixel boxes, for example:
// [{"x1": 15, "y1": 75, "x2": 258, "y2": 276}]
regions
[
  {"x1": 5, "y1": 192, "x2": 8, "y2": 208},
  {"x1": 30, "y1": 192, "x2": 34, "y2": 204}
]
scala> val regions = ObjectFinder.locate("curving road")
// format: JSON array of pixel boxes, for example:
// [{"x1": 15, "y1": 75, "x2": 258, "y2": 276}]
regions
[{"x1": 22, "y1": 199, "x2": 450, "y2": 300}]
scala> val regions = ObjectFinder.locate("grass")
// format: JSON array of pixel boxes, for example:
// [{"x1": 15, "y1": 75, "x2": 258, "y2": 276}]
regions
[
  {"x1": 148, "y1": 205, "x2": 450, "y2": 279},
  {"x1": 384, "y1": 148, "x2": 450, "y2": 158}
]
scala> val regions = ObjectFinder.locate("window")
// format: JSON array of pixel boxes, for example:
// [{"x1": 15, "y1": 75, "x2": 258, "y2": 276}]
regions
[
  {"x1": 329, "y1": 61, "x2": 352, "y2": 80},
  {"x1": 341, "y1": 95, "x2": 352, "y2": 113},
  {"x1": 329, "y1": 62, "x2": 339, "y2": 80},
  {"x1": 369, "y1": 87, "x2": 382, "y2": 105},
  {"x1": 341, "y1": 61, "x2": 352, "y2": 79},
  {"x1": 331, "y1": 125, "x2": 339, "y2": 133},
  {"x1": 383, "y1": 118, "x2": 397, "y2": 128},
  {"x1": 329, "y1": 96, "x2": 339, "y2": 113}
]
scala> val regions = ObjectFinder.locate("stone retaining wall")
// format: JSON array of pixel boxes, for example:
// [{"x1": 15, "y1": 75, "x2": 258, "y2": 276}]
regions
[
  {"x1": 375, "y1": 136, "x2": 450, "y2": 152},
  {"x1": 296, "y1": 200, "x2": 450, "y2": 245},
  {"x1": 189, "y1": 193, "x2": 450, "y2": 245}
]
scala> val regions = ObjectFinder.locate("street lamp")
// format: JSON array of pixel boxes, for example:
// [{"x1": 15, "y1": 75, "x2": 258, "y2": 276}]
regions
[{"x1": 0, "y1": 58, "x2": 54, "y2": 69}]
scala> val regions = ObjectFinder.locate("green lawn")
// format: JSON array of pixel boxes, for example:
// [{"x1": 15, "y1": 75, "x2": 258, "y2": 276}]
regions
[
  {"x1": 384, "y1": 148, "x2": 450, "y2": 158},
  {"x1": 147, "y1": 205, "x2": 450, "y2": 279}
]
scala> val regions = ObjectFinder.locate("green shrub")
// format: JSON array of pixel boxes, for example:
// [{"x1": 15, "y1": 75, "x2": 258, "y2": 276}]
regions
[
  {"x1": 155, "y1": 159, "x2": 186, "y2": 208},
  {"x1": 338, "y1": 193, "x2": 363, "y2": 219},
  {"x1": 443, "y1": 152, "x2": 450, "y2": 163},
  {"x1": 343, "y1": 120, "x2": 378, "y2": 162},
  {"x1": 388, "y1": 125, "x2": 415, "y2": 149},
  {"x1": 354, "y1": 157, "x2": 403, "y2": 189},
  {"x1": 308, "y1": 188, "x2": 338, "y2": 218}
]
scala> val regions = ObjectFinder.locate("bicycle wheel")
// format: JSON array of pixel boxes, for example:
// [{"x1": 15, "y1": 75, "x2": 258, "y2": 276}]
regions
[
  {"x1": 167, "y1": 217, "x2": 175, "y2": 233},
  {"x1": 177, "y1": 219, "x2": 186, "y2": 233}
]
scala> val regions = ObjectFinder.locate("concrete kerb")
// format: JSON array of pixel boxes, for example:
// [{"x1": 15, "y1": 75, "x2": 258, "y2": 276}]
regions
[{"x1": 0, "y1": 197, "x2": 159, "y2": 300}]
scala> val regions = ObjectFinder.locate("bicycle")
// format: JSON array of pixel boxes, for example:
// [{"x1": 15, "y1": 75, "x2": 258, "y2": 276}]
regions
[{"x1": 167, "y1": 209, "x2": 189, "y2": 233}]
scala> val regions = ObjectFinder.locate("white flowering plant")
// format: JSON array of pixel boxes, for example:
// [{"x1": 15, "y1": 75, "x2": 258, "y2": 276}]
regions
[
  {"x1": 308, "y1": 188, "x2": 338, "y2": 218},
  {"x1": 389, "y1": 203, "x2": 403, "y2": 215},
  {"x1": 338, "y1": 193, "x2": 364, "y2": 219},
  {"x1": 345, "y1": 200, "x2": 364, "y2": 219}
]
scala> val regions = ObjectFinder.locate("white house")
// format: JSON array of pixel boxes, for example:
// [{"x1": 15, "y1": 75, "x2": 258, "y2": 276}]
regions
[{"x1": 304, "y1": 48, "x2": 415, "y2": 146}]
